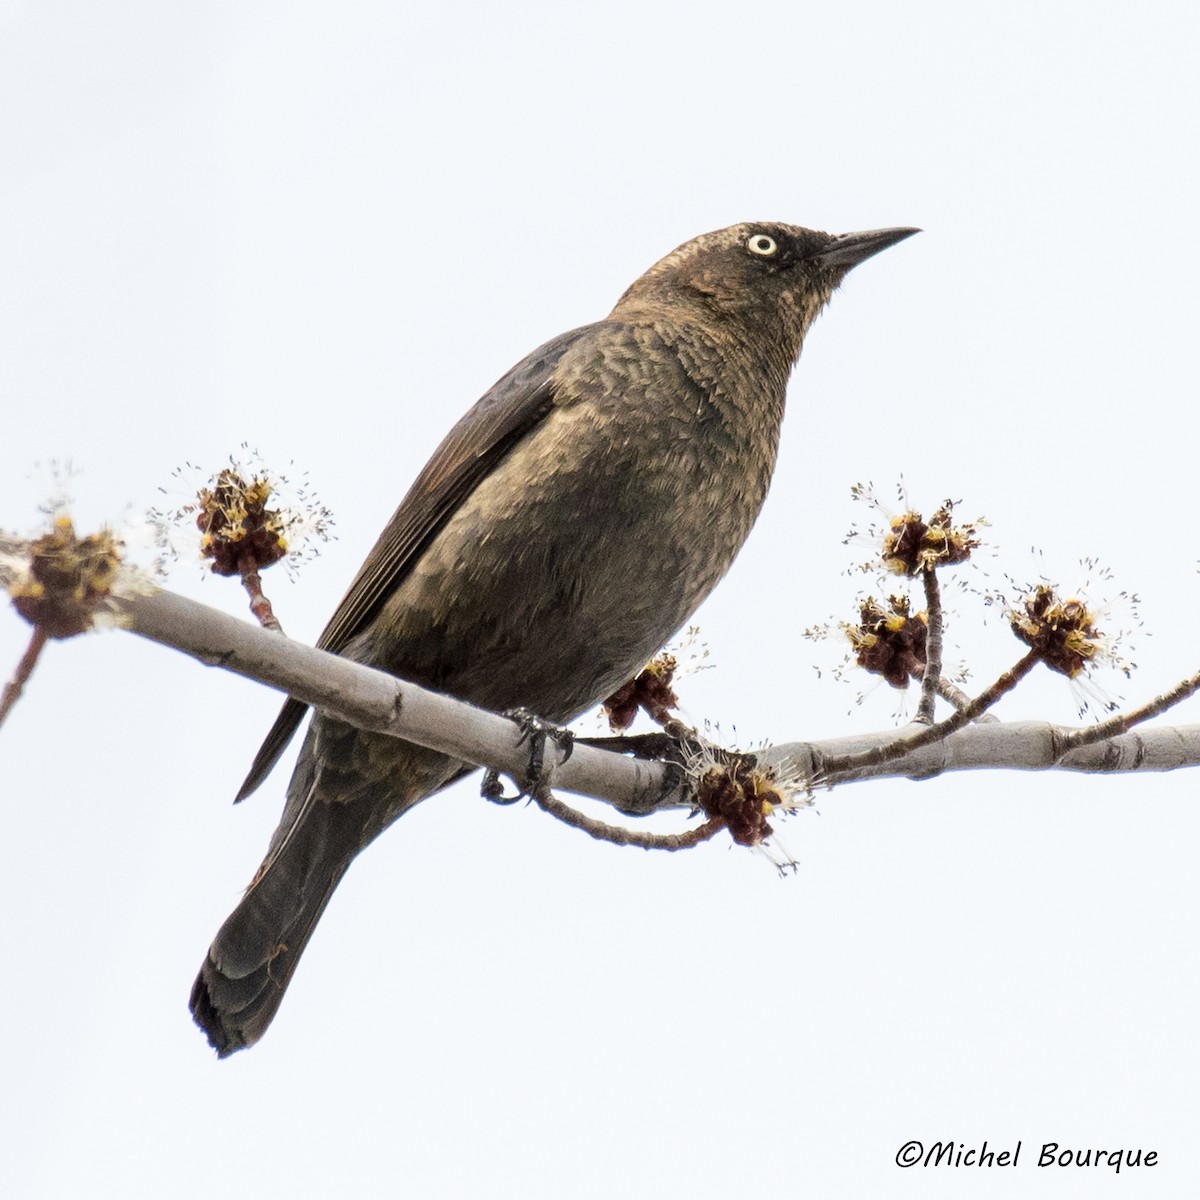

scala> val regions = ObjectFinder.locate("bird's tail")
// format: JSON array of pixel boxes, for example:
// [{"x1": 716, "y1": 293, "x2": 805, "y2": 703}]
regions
[
  {"x1": 189, "y1": 787, "x2": 365, "y2": 1057},
  {"x1": 191, "y1": 720, "x2": 466, "y2": 1057}
]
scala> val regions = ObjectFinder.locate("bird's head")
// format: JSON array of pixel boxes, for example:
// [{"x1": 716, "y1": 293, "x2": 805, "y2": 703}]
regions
[{"x1": 612, "y1": 222, "x2": 919, "y2": 363}]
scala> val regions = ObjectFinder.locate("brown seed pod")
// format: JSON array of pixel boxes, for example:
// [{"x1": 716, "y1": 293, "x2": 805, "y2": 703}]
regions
[
  {"x1": 8, "y1": 517, "x2": 123, "y2": 638},
  {"x1": 845, "y1": 595, "x2": 928, "y2": 689}
]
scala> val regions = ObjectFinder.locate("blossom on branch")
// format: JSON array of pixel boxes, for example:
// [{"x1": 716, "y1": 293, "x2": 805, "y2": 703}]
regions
[
  {"x1": 6, "y1": 516, "x2": 124, "y2": 638},
  {"x1": 152, "y1": 447, "x2": 334, "y2": 581}
]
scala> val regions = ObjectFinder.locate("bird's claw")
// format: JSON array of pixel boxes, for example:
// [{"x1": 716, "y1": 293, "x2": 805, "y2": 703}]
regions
[
  {"x1": 481, "y1": 767, "x2": 524, "y2": 805},
  {"x1": 507, "y1": 707, "x2": 574, "y2": 796},
  {"x1": 479, "y1": 711, "x2": 574, "y2": 805}
]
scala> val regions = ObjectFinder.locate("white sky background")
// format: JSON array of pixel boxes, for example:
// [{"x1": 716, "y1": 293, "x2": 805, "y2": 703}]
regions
[{"x1": 2, "y1": 2, "x2": 1198, "y2": 1196}]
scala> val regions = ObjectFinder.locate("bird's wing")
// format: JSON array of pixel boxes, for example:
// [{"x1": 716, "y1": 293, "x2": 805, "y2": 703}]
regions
[{"x1": 234, "y1": 323, "x2": 595, "y2": 802}]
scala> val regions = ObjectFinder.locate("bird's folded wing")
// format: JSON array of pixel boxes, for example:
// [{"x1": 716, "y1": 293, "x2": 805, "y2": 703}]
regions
[{"x1": 234, "y1": 323, "x2": 596, "y2": 802}]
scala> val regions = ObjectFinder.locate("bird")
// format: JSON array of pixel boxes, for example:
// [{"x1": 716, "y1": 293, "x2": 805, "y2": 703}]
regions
[{"x1": 190, "y1": 220, "x2": 919, "y2": 1055}]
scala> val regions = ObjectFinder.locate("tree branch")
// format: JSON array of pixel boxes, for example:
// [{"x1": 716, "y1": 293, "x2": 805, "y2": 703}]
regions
[
  {"x1": 115, "y1": 584, "x2": 688, "y2": 816},
  {"x1": 765, "y1": 718, "x2": 1200, "y2": 784},
  {"x1": 107, "y1": 585, "x2": 1200, "y2": 794},
  {"x1": 4, "y1": 533, "x2": 1200, "y2": 821}
]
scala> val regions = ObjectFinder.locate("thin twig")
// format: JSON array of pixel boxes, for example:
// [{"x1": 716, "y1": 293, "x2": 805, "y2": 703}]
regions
[
  {"x1": 916, "y1": 568, "x2": 942, "y2": 724},
  {"x1": 1062, "y1": 667, "x2": 1200, "y2": 752},
  {"x1": 530, "y1": 782, "x2": 723, "y2": 851},
  {"x1": 0, "y1": 625, "x2": 49, "y2": 729},
  {"x1": 819, "y1": 649, "x2": 1041, "y2": 782},
  {"x1": 906, "y1": 665, "x2": 988, "y2": 717},
  {"x1": 238, "y1": 551, "x2": 284, "y2": 633}
]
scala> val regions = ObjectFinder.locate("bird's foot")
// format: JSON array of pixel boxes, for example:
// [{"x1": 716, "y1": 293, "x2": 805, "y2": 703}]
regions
[
  {"x1": 509, "y1": 706, "x2": 575, "y2": 775},
  {"x1": 480, "y1": 708, "x2": 574, "y2": 804}
]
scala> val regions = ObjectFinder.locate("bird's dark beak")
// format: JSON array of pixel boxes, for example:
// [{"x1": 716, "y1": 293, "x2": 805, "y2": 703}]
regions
[{"x1": 814, "y1": 227, "x2": 921, "y2": 270}]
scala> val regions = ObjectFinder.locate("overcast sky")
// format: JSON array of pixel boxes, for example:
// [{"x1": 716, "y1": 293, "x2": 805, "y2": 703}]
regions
[{"x1": 3, "y1": 2, "x2": 1199, "y2": 1197}]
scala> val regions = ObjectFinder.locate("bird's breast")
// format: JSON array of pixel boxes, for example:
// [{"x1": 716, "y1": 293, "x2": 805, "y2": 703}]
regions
[{"x1": 353, "y1": 327, "x2": 786, "y2": 721}]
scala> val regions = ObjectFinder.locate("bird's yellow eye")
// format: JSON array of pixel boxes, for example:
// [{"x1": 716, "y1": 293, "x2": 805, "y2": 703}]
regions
[{"x1": 746, "y1": 234, "x2": 778, "y2": 257}]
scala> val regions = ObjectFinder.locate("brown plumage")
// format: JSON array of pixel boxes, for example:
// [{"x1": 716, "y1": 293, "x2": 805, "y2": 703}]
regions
[{"x1": 190, "y1": 221, "x2": 918, "y2": 1055}]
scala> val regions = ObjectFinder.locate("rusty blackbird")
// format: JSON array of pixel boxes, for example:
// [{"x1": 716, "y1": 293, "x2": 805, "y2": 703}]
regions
[{"x1": 191, "y1": 221, "x2": 918, "y2": 1055}]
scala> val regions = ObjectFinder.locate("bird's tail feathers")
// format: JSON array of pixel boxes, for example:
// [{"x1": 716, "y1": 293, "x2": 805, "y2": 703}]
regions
[{"x1": 189, "y1": 770, "x2": 365, "y2": 1057}]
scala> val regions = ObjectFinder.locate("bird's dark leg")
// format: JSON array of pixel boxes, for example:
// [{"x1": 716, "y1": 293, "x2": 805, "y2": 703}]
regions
[
  {"x1": 575, "y1": 731, "x2": 675, "y2": 759},
  {"x1": 576, "y1": 719, "x2": 699, "y2": 765},
  {"x1": 507, "y1": 706, "x2": 575, "y2": 782},
  {"x1": 479, "y1": 708, "x2": 575, "y2": 805}
]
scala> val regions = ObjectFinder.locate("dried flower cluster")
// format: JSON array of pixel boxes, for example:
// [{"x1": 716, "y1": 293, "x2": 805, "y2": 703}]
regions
[
  {"x1": 603, "y1": 652, "x2": 680, "y2": 731},
  {"x1": 153, "y1": 448, "x2": 334, "y2": 580},
  {"x1": 880, "y1": 501, "x2": 984, "y2": 576},
  {"x1": 677, "y1": 728, "x2": 812, "y2": 863},
  {"x1": 7, "y1": 516, "x2": 123, "y2": 638},
  {"x1": 844, "y1": 594, "x2": 928, "y2": 689},
  {"x1": 847, "y1": 483, "x2": 986, "y2": 577},
  {"x1": 194, "y1": 468, "x2": 290, "y2": 577},
  {"x1": 1008, "y1": 584, "x2": 1115, "y2": 679},
  {"x1": 694, "y1": 756, "x2": 784, "y2": 847}
]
